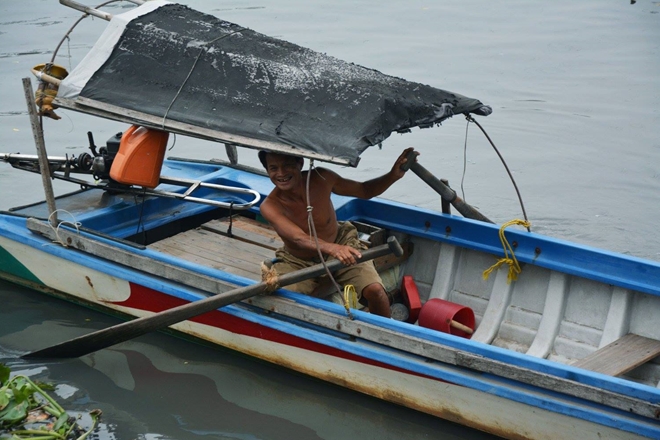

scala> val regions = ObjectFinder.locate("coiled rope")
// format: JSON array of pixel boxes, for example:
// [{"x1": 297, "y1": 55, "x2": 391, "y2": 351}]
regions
[{"x1": 260, "y1": 259, "x2": 280, "y2": 292}]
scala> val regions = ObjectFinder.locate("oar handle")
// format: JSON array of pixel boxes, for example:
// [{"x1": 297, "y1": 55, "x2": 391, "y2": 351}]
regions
[
  {"x1": 277, "y1": 236, "x2": 403, "y2": 287},
  {"x1": 401, "y1": 151, "x2": 493, "y2": 224},
  {"x1": 23, "y1": 237, "x2": 403, "y2": 359},
  {"x1": 400, "y1": 149, "x2": 418, "y2": 173}
]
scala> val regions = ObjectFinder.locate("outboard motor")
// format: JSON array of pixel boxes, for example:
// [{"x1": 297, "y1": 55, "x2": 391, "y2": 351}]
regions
[{"x1": 90, "y1": 131, "x2": 122, "y2": 181}]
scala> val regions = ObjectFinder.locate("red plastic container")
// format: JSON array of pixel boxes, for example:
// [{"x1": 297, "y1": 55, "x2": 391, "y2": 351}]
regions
[
  {"x1": 400, "y1": 275, "x2": 422, "y2": 323},
  {"x1": 418, "y1": 298, "x2": 475, "y2": 339},
  {"x1": 110, "y1": 125, "x2": 169, "y2": 188}
]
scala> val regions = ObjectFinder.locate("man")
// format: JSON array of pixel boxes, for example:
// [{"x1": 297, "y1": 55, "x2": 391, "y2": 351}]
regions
[{"x1": 258, "y1": 147, "x2": 418, "y2": 318}]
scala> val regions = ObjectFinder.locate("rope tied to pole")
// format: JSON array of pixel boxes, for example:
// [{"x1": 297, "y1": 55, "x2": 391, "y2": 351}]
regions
[
  {"x1": 260, "y1": 260, "x2": 280, "y2": 292},
  {"x1": 483, "y1": 219, "x2": 532, "y2": 283},
  {"x1": 46, "y1": 209, "x2": 82, "y2": 248}
]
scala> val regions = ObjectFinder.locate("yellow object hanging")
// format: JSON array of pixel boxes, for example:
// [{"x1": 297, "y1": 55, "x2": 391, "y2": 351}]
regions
[
  {"x1": 343, "y1": 284, "x2": 359, "y2": 313},
  {"x1": 483, "y1": 219, "x2": 531, "y2": 283},
  {"x1": 31, "y1": 63, "x2": 69, "y2": 120}
]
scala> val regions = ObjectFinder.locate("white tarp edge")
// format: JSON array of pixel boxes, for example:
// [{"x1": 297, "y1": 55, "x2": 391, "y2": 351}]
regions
[{"x1": 58, "y1": 0, "x2": 170, "y2": 99}]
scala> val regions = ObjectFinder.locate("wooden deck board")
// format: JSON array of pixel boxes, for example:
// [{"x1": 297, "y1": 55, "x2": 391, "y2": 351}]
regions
[
  {"x1": 149, "y1": 240, "x2": 260, "y2": 280},
  {"x1": 150, "y1": 215, "x2": 411, "y2": 286},
  {"x1": 162, "y1": 228, "x2": 274, "y2": 261},
  {"x1": 572, "y1": 333, "x2": 660, "y2": 376},
  {"x1": 148, "y1": 217, "x2": 278, "y2": 281},
  {"x1": 202, "y1": 217, "x2": 283, "y2": 250}
]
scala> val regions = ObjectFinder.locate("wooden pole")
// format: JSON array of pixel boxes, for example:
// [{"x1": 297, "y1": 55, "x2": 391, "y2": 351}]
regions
[
  {"x1": 225, "y1": 143, "x2": 238, "y2": 165},
  {"x1": 440, "y1": 178, "x2": 451, "y2": 215},
  {"x1": 401, "y1": 150, "x2": 493, "y2": 224},
  {"x1": 23, "y1": 78, "x2": 57, "y2": 226},
  {"x1": 59, "y1": 0, "x2": 113, "y2": 21}
]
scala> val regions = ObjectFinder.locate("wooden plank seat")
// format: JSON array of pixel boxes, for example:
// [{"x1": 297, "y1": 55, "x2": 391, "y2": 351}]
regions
[
  {"x1": 199, "y1": 216, "x2": 412, "y2": 273},
  {"x1": 572, "y1": 333, "x2": 660, "y2": 376}
]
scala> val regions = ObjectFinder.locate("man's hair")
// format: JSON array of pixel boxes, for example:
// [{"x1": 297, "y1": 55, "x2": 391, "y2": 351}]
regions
[
  {"x1": 257, "y1": 150, "x2": 269, "y2": 169},
  {"x1": 258, "y1": 150, "x2": 303, "y2": 169}
]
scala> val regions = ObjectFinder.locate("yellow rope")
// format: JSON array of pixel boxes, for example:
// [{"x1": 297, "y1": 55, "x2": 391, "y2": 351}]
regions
[
  {"x1": 483, "y1": 219, "x2": 531, "y2": 283},
  {"x1": 343, "y1": 284, "x2": 359, "y2": 313}
]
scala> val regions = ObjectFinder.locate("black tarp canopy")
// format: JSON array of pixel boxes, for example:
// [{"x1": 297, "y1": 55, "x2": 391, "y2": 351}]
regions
[{"x1": 58, "y1": 1, "x2": 490, "y2": 166}]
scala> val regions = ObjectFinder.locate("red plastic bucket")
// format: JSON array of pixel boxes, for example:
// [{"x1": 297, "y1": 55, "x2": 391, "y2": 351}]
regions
[{"x1": 418, "y1": 298, "x2": 475, "y2": 339}]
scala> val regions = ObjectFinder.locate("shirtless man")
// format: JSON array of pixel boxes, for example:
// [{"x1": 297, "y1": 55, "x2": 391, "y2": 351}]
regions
[{"x1": 258, "y1": 147, "x2": 417, "y2": 317}]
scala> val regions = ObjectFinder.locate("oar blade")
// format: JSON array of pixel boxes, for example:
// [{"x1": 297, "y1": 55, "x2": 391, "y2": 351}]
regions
[{"x1": 22, "y1": 282, "x2": 263, "y2": 359}]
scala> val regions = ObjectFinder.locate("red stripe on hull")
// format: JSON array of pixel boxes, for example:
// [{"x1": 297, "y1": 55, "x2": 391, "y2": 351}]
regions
[{"x1": 109, "y1": 283, "x2": 434, "y2": 379}]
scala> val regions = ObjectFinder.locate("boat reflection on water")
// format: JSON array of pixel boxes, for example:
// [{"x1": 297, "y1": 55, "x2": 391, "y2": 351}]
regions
[{"x1": 0, "y1": 281, "x2": 496, "y2": 440}]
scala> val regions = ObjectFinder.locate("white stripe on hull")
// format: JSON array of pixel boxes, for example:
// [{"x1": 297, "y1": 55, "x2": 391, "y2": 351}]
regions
[{"x1": 0, "y1": 236, "x2": 131, "y2": 303}]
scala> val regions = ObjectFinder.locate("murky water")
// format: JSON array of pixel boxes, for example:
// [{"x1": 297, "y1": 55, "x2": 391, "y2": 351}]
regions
[
  {"x1": 1, "y1": 0, "x2": 659, "y2": 439},
  {"x1": 1, "y1": 282, "x2": 489, "y2": 440}
]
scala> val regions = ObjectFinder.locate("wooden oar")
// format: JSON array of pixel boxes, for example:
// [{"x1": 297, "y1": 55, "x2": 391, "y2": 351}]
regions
[
  {"x1": 23, "y1": 237, "x2": 403, "y2": 360},
  {"x1": 401, "y1": 151, "x2": 493, "y2": 224}
]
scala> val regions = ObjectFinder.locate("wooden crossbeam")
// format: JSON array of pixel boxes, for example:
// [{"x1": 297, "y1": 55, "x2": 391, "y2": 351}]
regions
[{"x1": 573, "y1": 333, "x2": 660, "y2": 376}]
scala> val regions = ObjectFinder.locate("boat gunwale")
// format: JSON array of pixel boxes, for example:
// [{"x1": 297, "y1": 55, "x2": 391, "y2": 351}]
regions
[{"x1": 338, "y1": 198, "x2": 660, "y2": 299}]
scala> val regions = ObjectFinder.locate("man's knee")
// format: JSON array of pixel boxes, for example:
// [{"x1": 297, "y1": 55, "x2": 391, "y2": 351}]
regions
[
  {"x1": 362, "y1": 283, "x2": 386, "y2": 301},
  {"x1": 361, "y1": 283, "x2": 391, "y2": 318}
]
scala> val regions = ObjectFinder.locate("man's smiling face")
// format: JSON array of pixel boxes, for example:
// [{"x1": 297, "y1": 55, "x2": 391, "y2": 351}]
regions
[{"x1": 265, "y1": 153, "x2": 304, "y2": 191}]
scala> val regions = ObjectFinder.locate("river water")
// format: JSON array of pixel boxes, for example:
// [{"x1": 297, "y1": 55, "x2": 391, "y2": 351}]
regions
[{"x1": 0, "y1": 1, "x2": 658, "y2": 439}]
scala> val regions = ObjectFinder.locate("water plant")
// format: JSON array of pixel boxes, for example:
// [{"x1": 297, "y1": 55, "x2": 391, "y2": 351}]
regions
[{"x1": 0, "y1": 364, "x2": 101, "y2": 439}]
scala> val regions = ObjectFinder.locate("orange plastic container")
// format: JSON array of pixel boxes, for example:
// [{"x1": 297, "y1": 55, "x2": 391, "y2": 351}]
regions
[{"x1": 109, "y1": 125, "x2": 169, "y2": 188}]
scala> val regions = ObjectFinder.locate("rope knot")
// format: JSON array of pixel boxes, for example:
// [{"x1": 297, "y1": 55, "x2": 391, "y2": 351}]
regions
[
  {"x1": 260, "y1": 260, "x2": 280, "y2": 293},
  {"x1": 483, "y1": 219, "x2": 531, "y2": 283}
]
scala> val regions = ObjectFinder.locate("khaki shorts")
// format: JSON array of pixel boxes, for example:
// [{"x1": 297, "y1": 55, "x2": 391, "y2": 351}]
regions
[{"x1": 272, "y1": 221, "x2": 383, "y2": 298}]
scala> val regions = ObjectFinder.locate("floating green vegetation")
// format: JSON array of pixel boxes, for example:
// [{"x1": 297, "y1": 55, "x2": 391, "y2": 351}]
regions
[{"x1": 0, "y1": 364, "x2": 101, "y2": 440}]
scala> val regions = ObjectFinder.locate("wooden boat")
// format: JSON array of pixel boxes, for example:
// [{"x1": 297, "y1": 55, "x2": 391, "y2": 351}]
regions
[{"x1": 1, "y1": 1, "x2": 659, "y2": 439}]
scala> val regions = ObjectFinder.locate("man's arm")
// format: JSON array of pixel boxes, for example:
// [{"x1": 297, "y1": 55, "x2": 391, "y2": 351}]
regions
[{"x1": 332, "y1": 147, "x2": 418, "y2": 199}]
